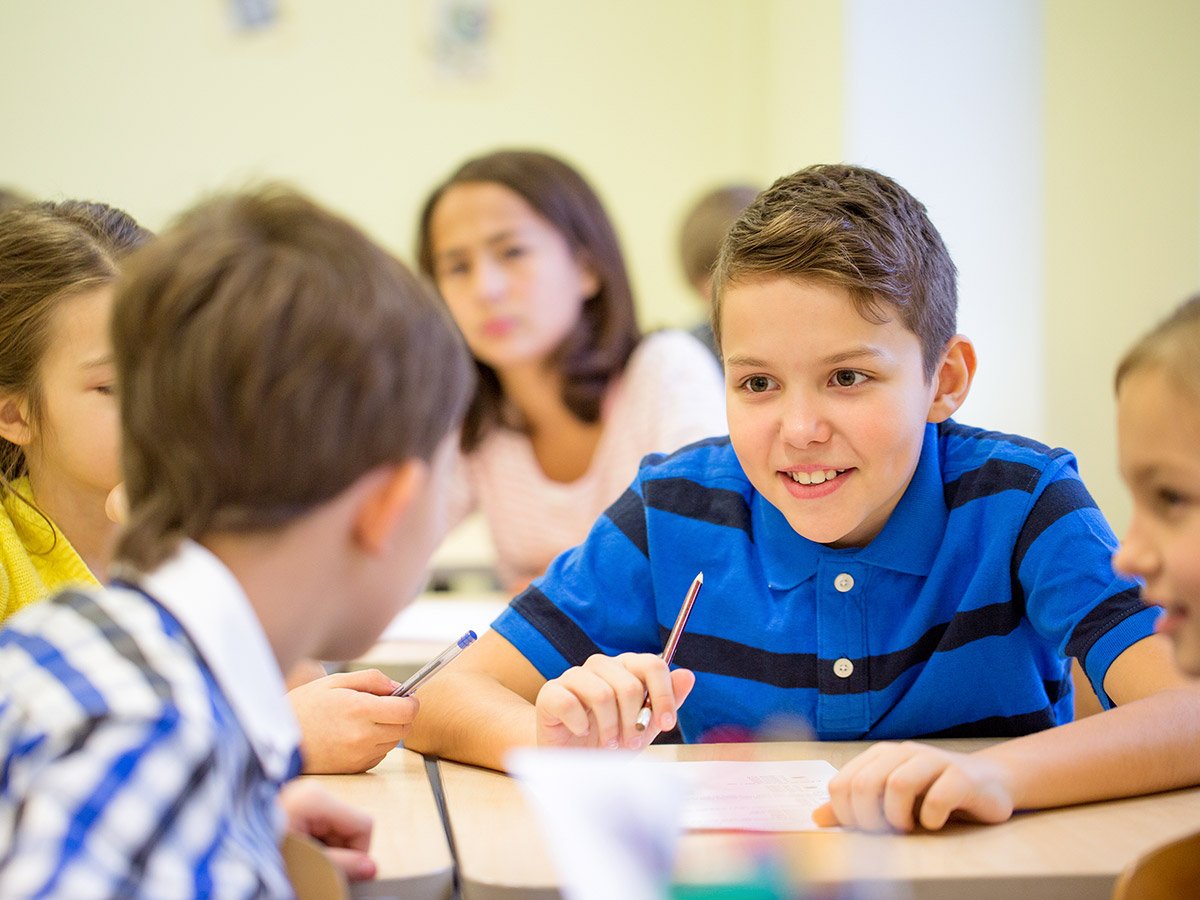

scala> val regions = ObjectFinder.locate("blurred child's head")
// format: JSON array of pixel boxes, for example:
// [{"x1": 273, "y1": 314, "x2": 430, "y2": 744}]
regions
[
  {"x1": 0, "y1": 202, "x2": 148, "y2": 510},
  {"x1": 1112, "y1": 294, "x2": 1200, "y2": 675},
  {"x1": 712, "y1": 164, "x2": 973, "y2": 547},
  {"x1": 678, "y1": 183, "x2": 759, "y2": 300},
  {"x1": 417, "y1": 149, "x2": 639, "y2": 451},
  {"x1": 0, "y1": 187, "x2": 29, "y2": 213},
  {"x1": 112, "y1": 188, "x2": 473, "y2": 651}
]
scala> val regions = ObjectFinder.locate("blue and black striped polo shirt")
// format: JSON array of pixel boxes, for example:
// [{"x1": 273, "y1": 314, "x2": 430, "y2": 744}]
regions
[{"x1": 493, "y1": 420, "x2": 1157, "y2": 742}]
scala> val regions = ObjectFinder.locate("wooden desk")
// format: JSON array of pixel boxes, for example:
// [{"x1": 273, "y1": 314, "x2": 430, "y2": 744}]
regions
[
  {"x1": 302, "y1": 747, "x2": 453, "y2": 900},
  {"x1": 436, "y1": 740, "x2": 1200, "y2": 900}
]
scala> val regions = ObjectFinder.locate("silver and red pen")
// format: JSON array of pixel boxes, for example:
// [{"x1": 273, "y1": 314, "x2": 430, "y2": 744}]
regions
[{"x1": 634, "y1": 571, "x2": 703, "y2": 731}]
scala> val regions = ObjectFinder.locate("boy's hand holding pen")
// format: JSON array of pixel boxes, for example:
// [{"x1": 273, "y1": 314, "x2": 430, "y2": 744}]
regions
[{"x1": 533, "y1": 573, "x2": 703, "y2": 751}]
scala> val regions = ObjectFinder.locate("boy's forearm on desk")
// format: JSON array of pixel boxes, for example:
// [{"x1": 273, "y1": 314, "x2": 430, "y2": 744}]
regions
[
  {"x1": 978, "y1": 686, "x2": 1200, "y2": 809},
  {"x1": 404, "y1": 672, "x2": 535, "y2": 771}
]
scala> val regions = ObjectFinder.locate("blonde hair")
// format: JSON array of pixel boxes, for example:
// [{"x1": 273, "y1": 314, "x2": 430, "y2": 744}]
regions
[
  {"x1": 1115, "y1": 293, "x2": 1200, "y2": 397},
  {"x1": 112, "y1": 187, "x2": 474, "y2": 570}
]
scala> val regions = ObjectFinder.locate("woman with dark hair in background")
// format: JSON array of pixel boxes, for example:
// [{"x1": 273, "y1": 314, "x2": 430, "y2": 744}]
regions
[{"x1": 418, "y1": 149, "x2": 726, "y2": 592}]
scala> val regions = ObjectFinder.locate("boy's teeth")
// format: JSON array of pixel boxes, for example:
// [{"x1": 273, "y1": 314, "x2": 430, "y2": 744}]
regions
[{"x1": 789, "y1": 469, "x2": 843, "y2": 485}]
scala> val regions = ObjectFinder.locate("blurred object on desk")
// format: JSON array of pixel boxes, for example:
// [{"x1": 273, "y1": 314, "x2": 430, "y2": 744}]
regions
[
  {"x1": 508, "y1": 749, "x2": 688, "y2": 900},
  {"x1": 427, "y1": 511, "x2": 499, "y2": 592},
  {"x1": 350, "y1": 590, "x2": 508, "y2": 683},
  {"x1": 380, "y1": 594, "x2": 507, "y2": 644}
]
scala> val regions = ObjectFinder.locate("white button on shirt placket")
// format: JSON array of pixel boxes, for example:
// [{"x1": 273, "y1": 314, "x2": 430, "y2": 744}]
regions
[{"x1": 833, "y1": 573, "x2": 855, "y2": 678}]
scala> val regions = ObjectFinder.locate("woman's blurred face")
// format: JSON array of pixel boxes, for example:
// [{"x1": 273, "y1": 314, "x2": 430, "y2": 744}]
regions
[{"x1": 427, "y1": 182, "x2": 598, "y2": 373}]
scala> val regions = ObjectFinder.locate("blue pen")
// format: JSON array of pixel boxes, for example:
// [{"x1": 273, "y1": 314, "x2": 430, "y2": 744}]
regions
[{"x1": 391, "y1": 630, "x2": 478, "y2": 697}]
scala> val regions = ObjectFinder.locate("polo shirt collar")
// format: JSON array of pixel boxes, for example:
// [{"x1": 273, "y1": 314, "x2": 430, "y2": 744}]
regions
[
  {"x1": 136, "y1": 539, "x2": 301, "y2": 783},
  {"x1": 757, "y1": 422, "x2": 947, "y2": 590}
]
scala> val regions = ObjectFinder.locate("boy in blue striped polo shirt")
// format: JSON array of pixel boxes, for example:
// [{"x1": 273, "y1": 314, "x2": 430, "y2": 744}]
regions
[
  {"x1": 0, "y1": 189, "x2": 473, "y2": 894},
  {"x1": 405, "y1": 164, "x2": 1200, "y2": 833}
]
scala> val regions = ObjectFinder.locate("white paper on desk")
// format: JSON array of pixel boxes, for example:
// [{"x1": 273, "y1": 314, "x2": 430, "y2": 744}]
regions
[
  {"x1": 379, "y1": 597, "x2": 505, "y2": 642},
  {"x1": 676, "y1": 759, "x2": 838, "y2": 832},
  {"x1": 507, "y1": 749, "x2": 687, "y2": 900}
]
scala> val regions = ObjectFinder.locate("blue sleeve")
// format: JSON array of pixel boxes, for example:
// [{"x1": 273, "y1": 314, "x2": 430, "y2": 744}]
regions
[
  {"x1": 492, "y1": 477, "x2": 663, "y2": 680},
  {"x1": 1016, "y1": 455, "x2": 1159, "y2": 709}
]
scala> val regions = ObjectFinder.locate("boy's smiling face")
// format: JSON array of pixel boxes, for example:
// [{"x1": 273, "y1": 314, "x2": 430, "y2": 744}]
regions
[{"x1": 722, "y1": 276, "x2": 960, "y2": 548}]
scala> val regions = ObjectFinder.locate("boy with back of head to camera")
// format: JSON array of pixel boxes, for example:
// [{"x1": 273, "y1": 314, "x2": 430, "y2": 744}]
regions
[
  {"x1": 0, "y1": 187, "x2": 473, "y2": 893},
  {"x1": 405, "y1": 163, "x2": 1200, "y2": 833}
]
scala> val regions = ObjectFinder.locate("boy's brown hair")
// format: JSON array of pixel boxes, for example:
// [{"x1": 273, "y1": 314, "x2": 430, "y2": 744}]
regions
[
  {"x1": 711, "y1": 163, "x2": 957, "y2": 378},
  {"x1": 416, "y1": 149, "x2": 640, "y2": 453},
  {"x1": 1115, "y1": 293, "x2": 1200, "y2": 397},
  {"x1": 112, "y1": 187, "x2": 473, "y2": 570}
]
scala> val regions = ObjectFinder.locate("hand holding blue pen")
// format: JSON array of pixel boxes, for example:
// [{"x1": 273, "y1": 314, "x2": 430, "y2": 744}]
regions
[{"x1": 391, "y1": 630, "x2": 478, "y2": 697}]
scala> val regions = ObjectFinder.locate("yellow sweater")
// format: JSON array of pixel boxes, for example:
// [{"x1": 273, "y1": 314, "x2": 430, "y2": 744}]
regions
[{"x1": 0, "y1": 478, "x2": 98, "y2": 623}]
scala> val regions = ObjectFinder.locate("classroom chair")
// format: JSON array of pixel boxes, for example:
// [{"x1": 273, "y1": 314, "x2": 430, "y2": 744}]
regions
[
  {"x1": 281, "y1": 832, "x2": 350, "y2": 900},
  {"x1": 1111, "y1": 828, "x2": 1200, "y2": 900}
]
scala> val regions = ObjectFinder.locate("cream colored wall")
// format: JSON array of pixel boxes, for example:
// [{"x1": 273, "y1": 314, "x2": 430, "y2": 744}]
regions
[
  {"x1": 762, "y1": 2, "x2": 844, "y2": 181},
  {"x1": 0, "y1": 0, "x2": 840, "y2": 332},
  {"x1": 1044, "y1": 0, "x2": 1200, "y2": 531},
  {"x1": 5, "y1": 0, "x2": 1196, "y2": 534}
]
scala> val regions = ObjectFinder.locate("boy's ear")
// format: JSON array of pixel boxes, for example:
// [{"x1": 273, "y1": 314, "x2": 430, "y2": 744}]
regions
[
  {"x1": 352, "y1": 460, "x2": 430, "y2": 555},
  {"x1": 0, "y1": 394, "x2": 33, "y2": 447},
  {"x1": 926, "y1": 335, "x2": 977, "y2": 423}
]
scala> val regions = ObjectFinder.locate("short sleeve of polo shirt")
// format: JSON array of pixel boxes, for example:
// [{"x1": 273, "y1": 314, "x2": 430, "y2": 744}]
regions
[
  {"x1": 1014, "y1": 453, "x2": 1157, "y2": 708},
  {"x1": 491, "y1": 463, "x2": 668, "y2": 678}
]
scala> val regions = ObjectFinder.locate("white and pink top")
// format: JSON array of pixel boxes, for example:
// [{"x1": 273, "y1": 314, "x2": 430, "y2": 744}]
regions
[{"x1": 449, "y1": 329, "x2": 727, "y2": 590}]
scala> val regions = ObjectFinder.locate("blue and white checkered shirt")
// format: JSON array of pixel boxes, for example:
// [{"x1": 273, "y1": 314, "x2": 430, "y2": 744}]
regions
[{"x1": 0, "y1": 540, "x2": 302, "y2": 898}]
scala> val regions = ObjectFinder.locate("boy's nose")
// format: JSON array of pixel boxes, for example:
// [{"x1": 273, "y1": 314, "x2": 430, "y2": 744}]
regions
[
  {"x1": 1112, "y1": 520, "x2": 1158, "y2": 581},
  {"x1": 780, "y1": 395, "x2": 831, "y2": 448}
]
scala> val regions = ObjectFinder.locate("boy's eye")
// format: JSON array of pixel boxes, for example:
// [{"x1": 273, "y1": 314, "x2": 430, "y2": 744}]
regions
[
  {"x1": 1155, "y1": 487, "x2": 1188, "y2": 510},
  {"x1": 500, "y1": 245, "x2": 527, "y2": 261},
  {"x1": 741, "y1": 375, "x2": 777, "y2": 393},
  {"x1": 832, "y1": 370, "x2": 867, "y2": 388},
  {"x1": 94, "y1": 385, "x2": 115, "y2": 397}
]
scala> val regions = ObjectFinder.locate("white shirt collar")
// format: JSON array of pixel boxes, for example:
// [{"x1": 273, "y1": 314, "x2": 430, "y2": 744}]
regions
[{"x1": 135, "y1": 539, "x2": 301, "y2": 782}]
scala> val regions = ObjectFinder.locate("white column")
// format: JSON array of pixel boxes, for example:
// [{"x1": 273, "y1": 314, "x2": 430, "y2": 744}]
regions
[{"x1": 844, "y1": 0, "x2": 1044, "y2": 439}]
